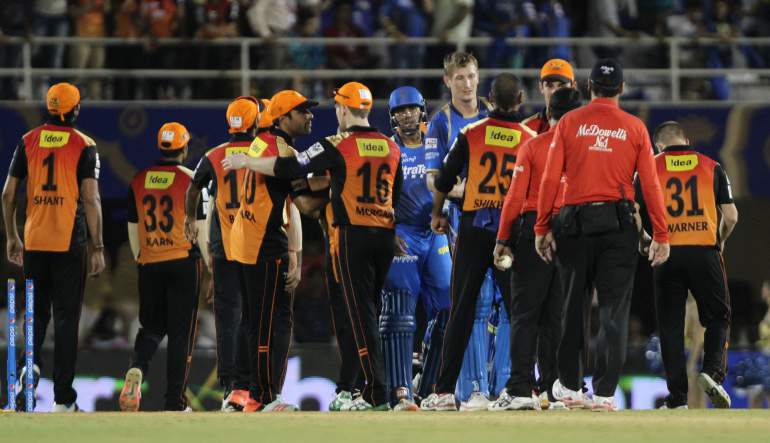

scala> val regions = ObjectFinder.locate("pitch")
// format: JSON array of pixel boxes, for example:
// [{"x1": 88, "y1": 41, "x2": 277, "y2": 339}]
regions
[{"x1": 2, "y1": 410, "x2": 770, "y2": 443}]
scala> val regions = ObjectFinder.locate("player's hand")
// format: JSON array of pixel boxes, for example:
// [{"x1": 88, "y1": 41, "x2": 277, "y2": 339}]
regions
[
  {"x1": 535, "y1": 232, "x2": 556, "y2": 264},
  {"x1": 89, "y1": 248, "x2": 106, "y2": 278},
  {"x1": 493, "y1": 243, "x2": 513, "y2": 271},
  {"x1": 638, "y1": 232, "x2": 651, "y2": 256},
  {"x1": 648, "y1": 240, "x2": 670, "y2": 267},
  {"x1": 431, "y1": 213, "x2": 449, "y2": 234},
  {"x1": 285, "y1": 251, "x2": 301, "y2": 292},
  {"x1": 719, "y1": 240, "x2": 726, "y2": 254},
  {"x1": 394, "y1": 235, "x2": 409, "y2": 256},
  {"x1": 222, "y1": 153, "x2": 248, "y2": 171},
  {"x1": 307, "y1": 176, "x2": 331, "y2": 192},
  {"x1": 7, "y1": 236, "x2": 23, "y2": 267},
  {"x1": 205, "y1": 278, "x2": 214, "y2": 305},
  {"x1": 184, "y1": 216, "x2": 198, "y2": 243}
]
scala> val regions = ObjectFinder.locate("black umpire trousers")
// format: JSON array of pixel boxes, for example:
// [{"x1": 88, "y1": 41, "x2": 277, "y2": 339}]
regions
[
  {"x1": 654, "y1": 246, "x2": 730, "y2": 407},
  {"x1": 555, "y1": 209, "x2": 638, "y2": 397},
  {"x1": 241, "y1": 255, "x2": 290, "y2": 405},
  {"x1": 333, "y1": 225, "x2": 395, "y2": 406},
  {"x1": 211, "y1": 256, "x2": 250, "y2": 390},
  {"x1": 132, "y1": 256, "x2": 202, "y2": 411},
  {"x1": 506, "y1": 212, "x2": 563, "y2": 397},
  {"x1": 23, "y1": 246, "x2": 87, "y2": 405},
  {"x1": 436, "y1": 213, "x2": 513, "y2": 394}
]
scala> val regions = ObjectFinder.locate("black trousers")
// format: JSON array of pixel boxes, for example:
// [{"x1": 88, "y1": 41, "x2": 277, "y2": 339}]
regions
[
  {"x1": 325, "y1": 246, "x2": 361, "y2": 393},
  {"x1": 506, "y1": 212, "x2": 563, "y2": 397},
  {"x1": 132, "y1": 256, "x2": 202, "y2": 411},
  {"x1": 555, "y1": 222, "x2": 638, "y2": 397},
  {"x1": 212, "y1": 256, "x2": 250, "y2": 390},
  {"x1": 241, "y1": 256, "x2": 289, "y2": 404},
  {"x1": 436, "y1": 214, "x2": 513, "y2": 394},
  {"x1": 654, "y1": 246, "x2": 730, "y2": 406},
  {"x1": 23, "y1": 246, "x2": 87, "y2": 405},
  {"x1": 333, "y1": 225, "x2": 394, "y2": 406}
]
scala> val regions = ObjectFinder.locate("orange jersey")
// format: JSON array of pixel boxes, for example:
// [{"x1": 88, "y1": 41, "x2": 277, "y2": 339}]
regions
[
  {"x1": 130, "y1": 162, "x2": 195, "y2": 264},
  {"x1": 229, "y1": 130, "x2": 296, "y2": 264},
  {"x1": 535, "y1": 98, "x2": 669, "y2": 243},
  {"x1": 650, "y1": 147, "x2": 731, "y2": 247},
  {"x1": 10, "y1": 123, "x2": 98, "y2": 252},
  {"x1": 191, "y1": 137, "x2": 250, "y2": 260},
  {"x1": 434, "y1": 113, "x2": 535, "y2": 212},
  {"x1": 522, "y1": 109, "x2": 550, "y2": 135},
  {"x1": 273, "y1": 126, "x2": 402, "y2": 230}
]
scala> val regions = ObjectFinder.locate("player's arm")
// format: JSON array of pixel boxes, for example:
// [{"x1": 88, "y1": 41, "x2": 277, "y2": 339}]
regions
[
  {"x1": 497, "y1": 143, "x2": 532, "y2": 244},
  {"x1": 195, "y1": 188, "x2": 210, "y2": 268},
  {"x1": 79, "y1": 146, "x2": 105, "y2": 277},
  {"x1": 714, "y1": 164, "x2": 738, "y2": 250},
  {"x1": 431, "y1": 132, "x2": 469, "y2": 233},
  {"x1": 126, "y1": 185, "x2": 140, "y2": 261},
  {"x1": 286, "y1": 201, "x2": 303, "y2": 291},
  {"x1": 3, "y1": 141, "x2": 27, "y2": 266},
  {"x1": 534, "y1": 122, "x2": 567, "y2": 263},
  {"x1": 635, "y1": 127, "x2": 670, "y2": 266},
  {"x1": 186, "y1": 155, "x2": 213, "y2": 242}
]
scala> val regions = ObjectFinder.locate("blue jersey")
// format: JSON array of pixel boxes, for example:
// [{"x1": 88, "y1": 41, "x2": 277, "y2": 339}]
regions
[
  {"x1": 394, "y1": 135, "x2": 432, "y2": 228},
  {"x1": 425, "y1": 99, "x2": 492, "y2": 172}
]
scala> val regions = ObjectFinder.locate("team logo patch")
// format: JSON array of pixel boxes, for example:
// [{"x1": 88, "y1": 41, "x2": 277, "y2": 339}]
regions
[
  {"x1": 438, "y1": 246, "x2": 450, "y2": 255},
  {"x1": 425, "y1": 138, "x2": 438, "y2": 149},
  {"x1": 248, "y1": 137, "x2": 269, "y2": 158},
  {"x1": 39, "y1": 130, "x2": 70, "y2": 148},
  {"x1": 229, "y1": 116, "x2": 243, "y2": 129},
  {"x1": 160, "y1": 130, "x2": 175, "y2": 142},
  {"x1": 665, "y1": 154, "x2": 698, "y2": 172},
  {"x1": 144, "y1": 171, "x2": 176, "y2": 190},
  {"x1": 226, "y1": 146, "x2": 248, "y2": 157},
  {"x1": 484, "y1": 126, "x2": 521, "y2": 148},
  {"x1": 356, "y1": 138, "x2": 390, "y2": 157}
]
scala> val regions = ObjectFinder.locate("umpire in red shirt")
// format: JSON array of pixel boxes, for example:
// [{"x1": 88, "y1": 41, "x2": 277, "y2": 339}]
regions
[{"x1": 534, "y1": 59, "x2": 671, "y2": 411}]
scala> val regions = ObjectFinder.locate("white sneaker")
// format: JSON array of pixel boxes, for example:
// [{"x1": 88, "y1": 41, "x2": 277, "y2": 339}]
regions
[
  {"x1": 345, "y1": 396, "x2": 373, "y2": 411},
  {"x1": 393, "y1": 398, "x2": 419, "y2": 412},
  {"x1": 697, "y1": 373, "x2": 731, "y2": 408},
  {"x1": 52, "y1": 402, "x2": 81, "y2": 413},
  {"x1": 263, "y1": 397, "x2": 298, "y2": 412},
  {"x1": 329, "y1": 391, "x2": 354, "y2": 411},
  {"x1": 659, "y1": 404, "x2": 688, "y2": 410},
  {"x1": 551, "y1": 379, "x2": 585, "y2": 409},
  {"x1": 487, "y1": 389, "x2": 537, "y2": 411},
  {"x1": 590, "y1": 395, "x2": 617, "y2": 412},
  {"x1": 459, "y1": 391, "x2": 489, "y2": 411},
  {"x1": 420, "y1": 393, "x2": 457, "y2": 411}
]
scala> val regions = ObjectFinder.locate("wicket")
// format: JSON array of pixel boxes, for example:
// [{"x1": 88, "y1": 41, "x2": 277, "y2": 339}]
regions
[{"x1": 4, "y1": 279, "x2": 34, "y2": 412}]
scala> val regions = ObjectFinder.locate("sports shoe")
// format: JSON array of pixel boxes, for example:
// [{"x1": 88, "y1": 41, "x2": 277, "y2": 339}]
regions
[
  {"x1": 15, "y1": 364, "x2": 40, "y2": 412},
  {"x1": 459, "y1": 391, "x2": 489, "y2": 411},
  {"x1": 346, "y1": 396, "x2": 374, "y2": 411},
  {"x1": 119, "y1": 367, "x2": 143, "y2": 412},
  {"x1": 697, "y1": 373, "x2": 731, "y2": 408},
  {"x1": 222, "y1": 389, "x2": 250, "y2": 412},
  {"x1": 487, "y1": 389, "x2": 537, "y2": 411},
  {"x1": 52, "y1": 402, "x2": 81, "y2": 413},
  {"x1": 243, "y1": 399, "x2": 264, "y2": 412},
  {"x1": 329, "y1": 391, "x2": 354, "y2": 411},
  {"x1": 420, "y1": 393, "x2": 456, "y2": 411},
  {"x1": 590, "y1": 395, "x2": 617, "y2": 412},
  {"x1": 551, "y1": 379, "x2": 585, "y2": 409},
  {"x1": 393, "y1": 398, "x2": 419, "y2": 412},
  {"x1": 262, "y1": 397, "x2": 298, "y2": 412},
  {"x1": 659, "y1": 404, "x2": 688, "y2": 410},
  {"x1": 538, "y1": 392, "x2": 550, "y2": 410}
]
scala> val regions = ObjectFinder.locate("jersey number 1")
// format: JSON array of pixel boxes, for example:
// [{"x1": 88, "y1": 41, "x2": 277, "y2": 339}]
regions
[{"x1": 42, "y1": 153, "x2": 57, "y2": 191}]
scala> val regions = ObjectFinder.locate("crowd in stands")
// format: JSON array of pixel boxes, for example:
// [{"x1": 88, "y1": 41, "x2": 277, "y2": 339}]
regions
[{"x1": 1, "y1": 0, "x2": 769, "y2": 100}]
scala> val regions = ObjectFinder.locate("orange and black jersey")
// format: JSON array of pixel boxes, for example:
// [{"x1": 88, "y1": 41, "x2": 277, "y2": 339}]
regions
[
  {"x1": 191, "y1": 133, "x2": 251, "y2": 260},
  {"x1": 273, "y1": 125, "x2": 403, "y2": 229},
  {"x1": 229, "y1": 128, "x2": 300, "y2": 264},
  {"x1": 8, "y1": 119, "x2": 99, "y2": 252},
  {"x1": 522, "y1": 108, "x2": 550, "y2": 135},
  {"x1": 635, "y1": 145, "x2": 733, "y2": 248},
  {"x1": 128, "y1": 160, "x2": 205, "y2": 264},
  {"x1": 434, "y1": 111, "x2": 535, "y2": 213}
]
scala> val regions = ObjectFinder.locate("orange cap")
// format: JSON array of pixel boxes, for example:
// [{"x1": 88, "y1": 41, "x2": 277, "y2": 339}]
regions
[
  {"x1": 157, "y1": 122, "x2": 190, "y2": 151},
  {"x1": 267, "y1": 90, "x2": 318, "y2": 122},
  {"x1": 46, "y1": 82, "x2": 80, "y2": 120},
  {"x1": 334, "y1": 82, "x2": 372, "y2": 110},
  {"x1": 258, "y1": 98, "x2": 272, "y2": 128},
  {"x1": 226, "y1": 97, "x2": 259, "y2": 134},
  {"x1": 540, "y1": 59, "x2": 575, "y2": 83}
]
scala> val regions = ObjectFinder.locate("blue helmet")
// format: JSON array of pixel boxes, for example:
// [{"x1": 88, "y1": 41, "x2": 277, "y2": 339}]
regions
[{"x1": 388, "y1": 86, "x2": 426, "y2": 132}]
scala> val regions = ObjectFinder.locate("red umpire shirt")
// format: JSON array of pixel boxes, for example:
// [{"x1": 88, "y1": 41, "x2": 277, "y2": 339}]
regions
[{"x1": 534, "y1": 99, "x2": 669, "y2": 243}]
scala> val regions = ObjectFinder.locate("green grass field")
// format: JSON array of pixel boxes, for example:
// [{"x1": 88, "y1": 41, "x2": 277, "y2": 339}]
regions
[{"x1": 3, "y1": 410, "x2": 770, "y2": 443}]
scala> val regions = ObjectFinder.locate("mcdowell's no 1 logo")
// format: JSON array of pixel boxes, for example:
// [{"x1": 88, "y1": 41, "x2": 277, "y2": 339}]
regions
[
  {"x1": 356, "y1": 138, "x2": 390, "y2": 157},
  {"x1": 665, "y1": 154, "x2": 698, "y2": 172},
  {"x1": 39, "y1": 130, "x2": 70, "y2": 148},
  {"x1": 484, "y1": 126, "x2": 521, "y2": 148},
  {"x1": 145, "y1": 171, "x2": 176, "y2": 190}
]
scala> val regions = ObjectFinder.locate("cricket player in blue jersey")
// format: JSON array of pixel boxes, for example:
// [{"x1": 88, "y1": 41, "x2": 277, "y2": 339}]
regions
[
  {"x1": 380, "y1": 86, "x2": 451, "y2": 412},
  {"x1": 423, "y1": 51, "x2": 509, "y2": 410}
]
